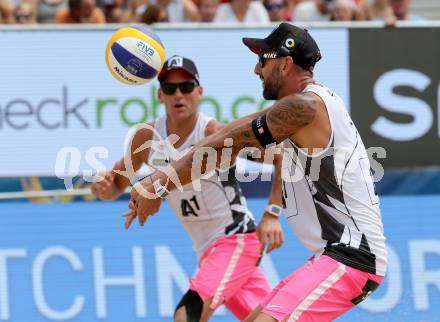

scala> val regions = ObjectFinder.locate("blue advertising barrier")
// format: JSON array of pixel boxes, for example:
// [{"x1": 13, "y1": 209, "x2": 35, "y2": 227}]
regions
[
  {"x1": 2, "y1": 168, "x2": 440, "y2": 202},
  {"x1": 0, "y1": 196, "x2": 439, "y2": 321}
]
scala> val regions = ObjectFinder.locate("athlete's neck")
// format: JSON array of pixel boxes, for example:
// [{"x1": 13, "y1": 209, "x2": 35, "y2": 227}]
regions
[{"x1": 278, "y1": 76, "x2": 315, "y2": 99}]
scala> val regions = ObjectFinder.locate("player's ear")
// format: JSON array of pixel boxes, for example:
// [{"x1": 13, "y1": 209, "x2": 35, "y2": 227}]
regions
[
  {"x1": 197, "y1": 85, "x2": 203, "y2": 96},
  {"x1": 281, "y1": 56, "x2": 294, "y2": 75},
  {"x1": 287, "y1": 56, "x2": 294, "y2": 69}
]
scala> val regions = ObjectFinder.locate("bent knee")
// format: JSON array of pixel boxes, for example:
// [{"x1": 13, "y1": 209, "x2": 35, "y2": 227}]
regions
[
  {"x1": 174, "y1": 305, "x2": 187, "y2": 322},
  {"x1": 174, "y1": 290, "x2": 204, "y2": 322}
]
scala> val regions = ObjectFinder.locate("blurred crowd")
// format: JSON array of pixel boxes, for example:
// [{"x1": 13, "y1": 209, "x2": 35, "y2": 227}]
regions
[{"x1": 0, "y1": 0, "x2": 424, "y2": 25}]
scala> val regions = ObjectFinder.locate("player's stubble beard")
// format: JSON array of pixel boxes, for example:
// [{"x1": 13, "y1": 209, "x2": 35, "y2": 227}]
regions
[{"x1": 262, "y1": 65, "x2": 282, "y2": 100}]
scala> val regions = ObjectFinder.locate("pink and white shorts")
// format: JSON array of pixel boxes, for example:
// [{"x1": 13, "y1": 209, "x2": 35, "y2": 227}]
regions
[
  {"x1": 260, "y1": 255, "x2": 384, "y2": 322},
  {"x1": 189, "y1": 232, "x2": 271, "y2": 321}
]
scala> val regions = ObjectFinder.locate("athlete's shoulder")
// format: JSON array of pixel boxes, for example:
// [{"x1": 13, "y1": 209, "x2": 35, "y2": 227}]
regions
[{"x1": 204, "y1": 119, "x2": 224, "y2": 137}]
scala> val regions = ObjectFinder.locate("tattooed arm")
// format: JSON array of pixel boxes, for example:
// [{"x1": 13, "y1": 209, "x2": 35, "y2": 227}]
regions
[
  {"x1": 157, "y1": 92, "x2": 317, "y2": 188},
  {"x1": 128, "y1": 92, "x2": 320, "y2": 225},
  {"x1": 266, "y1": 92, "x2": 318, "y2": 143}
]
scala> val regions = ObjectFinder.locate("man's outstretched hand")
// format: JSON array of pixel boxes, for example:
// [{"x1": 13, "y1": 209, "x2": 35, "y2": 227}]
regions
[{"x1": 123, "y1": 179, "x2": 162, "y2": 229}]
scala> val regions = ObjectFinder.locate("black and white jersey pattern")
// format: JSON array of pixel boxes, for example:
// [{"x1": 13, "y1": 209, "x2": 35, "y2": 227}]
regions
[
  {"x1": 147, "y1": 113, "x2": 256, "y2": 257},
  {"x1": 281, "y1": 84, "x2": 387, "y2": 276}
]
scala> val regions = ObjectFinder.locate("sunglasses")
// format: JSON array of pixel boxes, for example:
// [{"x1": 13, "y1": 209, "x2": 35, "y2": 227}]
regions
[
  {"x1": 264, "y1": 3, "x2": 284, "y2": 10},
  {"x1": 161, "y1": 81, "x2": 198, "y2": 95},
  {"x1": 258, "y1": 53, "x2": 284, "y2": 68}
]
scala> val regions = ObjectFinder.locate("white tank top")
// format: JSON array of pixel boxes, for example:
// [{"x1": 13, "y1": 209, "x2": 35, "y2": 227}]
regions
[
  {"x1": 148, "y1": 113, "x2": 256, "y2": 257},
  {"x1": 282, "y1": 84, "x2": 387, "y2": 276}
]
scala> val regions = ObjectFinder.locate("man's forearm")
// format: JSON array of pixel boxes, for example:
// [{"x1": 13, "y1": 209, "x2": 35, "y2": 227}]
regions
[
  {"x1": 95, "y1": 160, "x2": 132, "y2": 201},
  {"x1": 147, "y1": 89, "x2": 318, "y2": 193},
  {"x1": 268, "y1": 153, "x2": 283, "y2": 206}
]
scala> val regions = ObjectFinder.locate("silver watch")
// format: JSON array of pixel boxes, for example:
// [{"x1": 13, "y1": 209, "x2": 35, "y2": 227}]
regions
[{"x1": 265, "y1": 204, "x2": 282, "y2": 217}]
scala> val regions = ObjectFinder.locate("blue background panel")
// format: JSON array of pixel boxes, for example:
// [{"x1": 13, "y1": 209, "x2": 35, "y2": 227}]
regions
[{"x1": 0, "y1": 196, "x2": 439, "y2": 321}]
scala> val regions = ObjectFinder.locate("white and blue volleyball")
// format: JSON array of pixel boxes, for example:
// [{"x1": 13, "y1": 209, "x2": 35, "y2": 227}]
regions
[{"x1": 105, "y1": 26, "x2": 165, "y2": 85}]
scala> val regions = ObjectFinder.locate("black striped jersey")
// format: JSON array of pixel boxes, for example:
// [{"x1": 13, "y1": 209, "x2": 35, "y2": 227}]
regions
[
  {"x1": 147, "y1": 113, "x2": 256, "y2": 257},
  {"x1": 281, "y1": 84, "x2": 387, "y2": 276}
]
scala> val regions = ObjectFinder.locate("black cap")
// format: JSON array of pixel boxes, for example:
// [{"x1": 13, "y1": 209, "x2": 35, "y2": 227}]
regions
[
  {"x1": 242, "y1": 23, "x2": 322, "y2": 71},
  {"x1": 158, "y1": 55, "x2": 200, "y2": 84}
]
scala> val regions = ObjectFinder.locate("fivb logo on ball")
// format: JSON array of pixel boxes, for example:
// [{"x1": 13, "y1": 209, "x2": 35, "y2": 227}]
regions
[
  {"x1": 105, "y1": 26, "x2": 165, "y2": 86},
  {"x1": 136, "y1": 41, "x2": 155, "y2": 62}
]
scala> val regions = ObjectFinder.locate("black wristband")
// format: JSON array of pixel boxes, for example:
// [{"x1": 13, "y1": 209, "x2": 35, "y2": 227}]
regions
[{"x1": 251, "y1": 114, "x2": 278, "y2": 148}]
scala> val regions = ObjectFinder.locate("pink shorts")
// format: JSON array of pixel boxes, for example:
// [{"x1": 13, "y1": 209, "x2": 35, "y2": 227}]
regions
[
  {"x1": 261, "y1": 255, "x2": 383, "y2": 322},
  {"x1": 189, "y1": 232, "x2": 271, "y2": 321}
]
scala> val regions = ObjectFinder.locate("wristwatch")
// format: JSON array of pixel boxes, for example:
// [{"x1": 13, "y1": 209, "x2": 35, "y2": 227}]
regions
[
  {"x1": 265, "y1": 204, "x2": 282, "y2": 217},
  {"x1": 153, "y1": 179, "x2": 169, "y2": 199}
]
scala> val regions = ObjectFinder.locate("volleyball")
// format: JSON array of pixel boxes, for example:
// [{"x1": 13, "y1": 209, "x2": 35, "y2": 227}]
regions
[{"x1": 105, "y1": 26, "x2": 165, "y2": 86}]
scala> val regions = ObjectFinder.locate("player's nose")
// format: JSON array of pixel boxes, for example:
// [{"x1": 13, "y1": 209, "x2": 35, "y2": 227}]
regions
[
  {"x1": 254, "y1": 62, "x2": 261, "y2": 75},
  {"x1": 174, "y1": 87, "x2": 184, "y2": 97}
]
